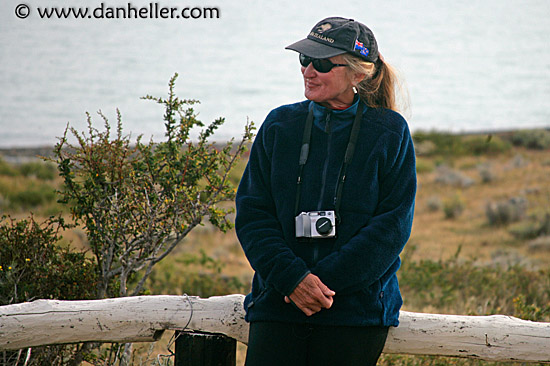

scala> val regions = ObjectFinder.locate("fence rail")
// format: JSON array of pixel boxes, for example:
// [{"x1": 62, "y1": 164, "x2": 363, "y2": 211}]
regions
[{"x1": 0, "y1": 294, "x2": 549, "y2": 363}]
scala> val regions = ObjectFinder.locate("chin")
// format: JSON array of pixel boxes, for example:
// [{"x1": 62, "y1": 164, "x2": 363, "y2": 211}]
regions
[{"x1": 304, "y1": 91, "x2": 323, "y2": 103}]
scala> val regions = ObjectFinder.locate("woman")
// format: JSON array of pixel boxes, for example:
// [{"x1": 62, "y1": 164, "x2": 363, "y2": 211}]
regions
[{"x1": 236, "y1": 17, "x2": 416, "y2": 365}]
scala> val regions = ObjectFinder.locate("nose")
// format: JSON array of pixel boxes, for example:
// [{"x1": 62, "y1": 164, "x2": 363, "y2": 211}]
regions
[{"x1": 301, "y1": 63, "x2": 317, "y2": 78}]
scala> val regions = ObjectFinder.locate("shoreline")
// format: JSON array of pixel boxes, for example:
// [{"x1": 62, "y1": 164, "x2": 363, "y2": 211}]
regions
[
  {"x1": 0, "y1": 146, "x2": 55, "y2": 164},
  {"x1": 1, "y1": 127, "x2": 549, "y2": 163}
]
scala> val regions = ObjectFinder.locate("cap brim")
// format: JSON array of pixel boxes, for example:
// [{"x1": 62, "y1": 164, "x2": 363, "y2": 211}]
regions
[{"x1": 285, "y1": 38, "x2": 346, "y2": 59}]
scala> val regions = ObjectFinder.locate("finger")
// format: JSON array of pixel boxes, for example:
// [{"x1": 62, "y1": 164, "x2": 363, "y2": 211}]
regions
[
  {"x1": 317, "y1": 280, "x2": 336, "y2": 297},
  {"x1": 303, "y1": 304, "x2": 321, "y2": 317},
  {"x1": 284, "y1": 296, "x2": 290, "y2": 303},
  {"x1": 287, "y1": 295, "x2": 321, "y2": 316},
  {"x1": 322, "y1": 287, "x2": 336, "y2": 297},
  {"x1": 297, "y1": 287, "x2": 332, "y2": 309},
  {"x1": 319, "y1": 294, "x2": 333, "y2": 309}
]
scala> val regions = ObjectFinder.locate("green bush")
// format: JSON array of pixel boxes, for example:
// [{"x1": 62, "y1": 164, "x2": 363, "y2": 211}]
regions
[
  {"x1": 0, "y1": 215, "x2": 99, "y2": 366},
  {"x1": 508, "y1": 129, "x2": 550, "y2": 150},
  {"x1": 1, "y1": 75, "x2": 255, "y2": 365},
  {"x1": 50, "y1": 73, "x2": 254, "y2": 299},
  {"x1": 462, "y1": 135, "x2": 511, "y2": 156},
  {"x1": 145, "y1": 250, "x2": 246, "y2": 298},
  {"x1": 18, "y1": 161, "x2": 57, "y2": 180},
  {"x1": 413, "y1": 131, "x2": 511, "y2": 158},
  {"x1": 0, "y1": 159, "x2": 57, "y2": 180},
  {"x1": 0, "y1": 181, "x2": 57, "y2": 211},
  {"x1": 413, "y1": 131, "x2": 466, "y2": 157},
  {"x1": 11, "y1": 183, "x2": 56, "y2": 208},
  {"x1": 0, "y1": 157, "x2": 18, "y2": 176},
  {"x1": 0, "y1": 160, "x2": 58, "y2": 211},
  {"x1": 399, "y1": 246, "x2": 550, "y2": 321},
  {"x1": 415, "y1": 158, "x2": 435, "y2": 174},
  {"x1": 388, "y1": 247, "x2": 550, "y2": 365},
  {"x1": 509, "y1": 212, "x2": 550, "y2": 239},
  {"x1": 0, "y1": 215, "x2": 98, "y2": 305}
]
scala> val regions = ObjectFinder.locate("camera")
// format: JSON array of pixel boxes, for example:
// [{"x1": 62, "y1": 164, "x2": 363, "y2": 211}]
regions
[{"x1": 295, "y1": 211, "x2": 336, "y2": 238}]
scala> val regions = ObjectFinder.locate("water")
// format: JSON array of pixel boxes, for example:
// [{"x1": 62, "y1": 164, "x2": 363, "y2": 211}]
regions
[{"x1": 1, "y1": 0, "x2": 549, "y2": 147}]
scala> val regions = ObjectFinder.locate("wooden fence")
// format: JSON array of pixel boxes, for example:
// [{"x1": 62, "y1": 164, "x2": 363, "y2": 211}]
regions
[{"x1": 1, "y1": 294, "x2": 549, "y2": 363}]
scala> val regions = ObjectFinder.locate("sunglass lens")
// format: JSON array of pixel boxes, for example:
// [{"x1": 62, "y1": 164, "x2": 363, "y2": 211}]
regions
[
  {"x1": 299, "y1": 54, "x2": 335, "y2": 73},
  {"x1": 299, "y1": 54, "x2": 344, "y2": 73},
  {"x1": 313, "y1": 59, "x2": 333, "y2": 73},
  {"x1": 299, "y1": 54, "x2": 311, "y2": 67}
]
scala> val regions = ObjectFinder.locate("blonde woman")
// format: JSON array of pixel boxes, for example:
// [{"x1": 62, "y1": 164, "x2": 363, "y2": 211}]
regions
[{"x1": 236, "y1": 17, "x2": 416, "y2": 366}]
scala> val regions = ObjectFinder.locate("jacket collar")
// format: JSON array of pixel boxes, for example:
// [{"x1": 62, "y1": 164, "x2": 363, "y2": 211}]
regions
[{"x1": 310, "y1": 95, "x2": 363, "y2": 132}]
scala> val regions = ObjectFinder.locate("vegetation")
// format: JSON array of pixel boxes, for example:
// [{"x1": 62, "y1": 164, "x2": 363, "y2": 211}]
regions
[
  {"x1": 507, "y1": 129, "x2": 550, "y2": 150},
  {"x1": 378, "y1": 245, "x2": 550, "y2": 366},
  {"x1": 0, "y1": 158, "x2": 61, "y2": 214},
  {"x1": 50, "y1": 73, "x2": 253, "y2": 299},
  {"x1": 412, "y1": 130, "x2": 512, "y2": 158},
  {"x1": 1, "y1": 119, "x2": 549, "y2": 365},
  {"x1": 0, "y1": 215, "x2": 99, "y2": 365},
  {"x1": 442, "y1": 193, "x2": 465, "y2": 219},
  {"x1": 0, "y1": 74, "x2": 253, "y2": 366},
  {"x1": 0, "y1": 215, "x2": 97, "y2": 305}
]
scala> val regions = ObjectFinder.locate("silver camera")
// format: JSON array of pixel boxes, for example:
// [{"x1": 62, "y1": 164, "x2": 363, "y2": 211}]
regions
[{"x1": 295, "y1": 211, "x2": 336, "y2": 238}]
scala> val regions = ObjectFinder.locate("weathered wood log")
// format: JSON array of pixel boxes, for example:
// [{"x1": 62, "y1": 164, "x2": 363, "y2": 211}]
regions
[
  {"x1": 0, "y1": 295, "x2": 248, "y2": 350},
  {"x1": 0, "y1": 294, "x2": 549, "y2": 363},
  {"x1": 385, "y1": 311, "x2": 550, "y2": 362}
]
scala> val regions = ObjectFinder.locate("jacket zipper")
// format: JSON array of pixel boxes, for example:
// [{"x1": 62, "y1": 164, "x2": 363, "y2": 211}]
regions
[
  {"x1": 317, "y1": 111, "x2": 332, "y2": 210},
  {"x1": 313, "y1": 111, "x2": 332, "y2": 265}
]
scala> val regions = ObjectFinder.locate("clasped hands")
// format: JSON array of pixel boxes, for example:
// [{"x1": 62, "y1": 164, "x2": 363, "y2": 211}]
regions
[{"x1": 284, "y1": 273, "x2": 335, "y2": 316}]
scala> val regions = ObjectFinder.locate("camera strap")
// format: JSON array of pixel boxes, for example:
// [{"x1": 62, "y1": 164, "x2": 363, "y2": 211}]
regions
[{"x1": 294, "y1": 100, "x2": 364, "y2": 221}]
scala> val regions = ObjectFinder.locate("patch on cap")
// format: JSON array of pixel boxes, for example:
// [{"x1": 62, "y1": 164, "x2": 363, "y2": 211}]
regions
[
  {"x1": 316, "y1": 23, "x2": 332, "y2": 33},
  {"x1": 308, "y1": 23, "x2": 336, "y2": 44},
  {"x1": 354, "y1": 39, "x2": 369, "y2": 57}
]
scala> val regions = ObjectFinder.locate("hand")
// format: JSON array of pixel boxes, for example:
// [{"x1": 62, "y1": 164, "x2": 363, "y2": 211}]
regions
[{"x1": 284, "y1": 274, "x2": 335, "y2": 316}]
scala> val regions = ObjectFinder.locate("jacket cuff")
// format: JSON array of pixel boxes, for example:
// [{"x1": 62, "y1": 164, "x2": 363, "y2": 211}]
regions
[{"x1": 284, "y1": 270, "x2": 311, "y2": 296}]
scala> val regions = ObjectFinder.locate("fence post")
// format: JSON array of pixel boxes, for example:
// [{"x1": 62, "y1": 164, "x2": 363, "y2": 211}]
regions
[{"x1": 175, "y1": 331, "x2": 236, "y2": 366}]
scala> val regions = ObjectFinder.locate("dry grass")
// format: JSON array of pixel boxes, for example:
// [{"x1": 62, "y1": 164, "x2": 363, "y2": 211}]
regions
[
  {"x1": 176, "y1": 146, "x2": 550, "y2": 278},
  {"x1": 412, "y1": 148, "x2": 550, "y2": 268}
]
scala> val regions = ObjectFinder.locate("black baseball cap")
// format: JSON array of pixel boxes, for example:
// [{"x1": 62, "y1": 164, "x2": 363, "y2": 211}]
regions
[{"x1": 285, "y1": 17, "x2": 379, "y2": 63}]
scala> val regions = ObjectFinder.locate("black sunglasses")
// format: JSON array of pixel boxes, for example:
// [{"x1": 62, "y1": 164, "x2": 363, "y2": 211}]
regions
[{"x1": 299, "y1": 54, "x2": 348, "y2": 73}]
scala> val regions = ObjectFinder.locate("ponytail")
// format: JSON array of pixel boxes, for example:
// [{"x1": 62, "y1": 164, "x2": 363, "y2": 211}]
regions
[{"x1": 342, "y1": 53, "x2": 406, "y2": 113}]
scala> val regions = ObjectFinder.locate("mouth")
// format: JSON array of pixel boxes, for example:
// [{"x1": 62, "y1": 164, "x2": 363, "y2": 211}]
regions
[{"x1": 304, "y1": 79, "x2": 320, "y2": 89}]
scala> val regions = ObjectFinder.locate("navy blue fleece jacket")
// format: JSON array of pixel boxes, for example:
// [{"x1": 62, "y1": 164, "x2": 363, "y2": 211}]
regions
[{"x1": 236, "y1": 97, "x2": 416, "y2": 327}]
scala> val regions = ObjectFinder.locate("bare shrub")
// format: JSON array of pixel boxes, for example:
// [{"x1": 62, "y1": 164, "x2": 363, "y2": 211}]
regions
[
  {"x1": 443, "y1": 194, "x2": 465, "y2": 219},
  {"x1": 486, "y1": 196, "x2": 528, "y2": 226},
  {"x1": 477, "y1": 162, "x2": 496, "y2": 183},
  {"x1": 528, "y1": 236, "x2": 550, "y2": 253},
  {"x1": 426, "y1": 195, "x2": 442, "y2": 212},
  {"x1": 435, "y1": 165, "x2": 474, "y2": 188}
]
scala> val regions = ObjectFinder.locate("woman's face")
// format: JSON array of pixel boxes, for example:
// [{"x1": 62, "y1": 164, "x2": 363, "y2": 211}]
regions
[{"x1": 301, "y1": 55, "x2": 358, "y2": 109}]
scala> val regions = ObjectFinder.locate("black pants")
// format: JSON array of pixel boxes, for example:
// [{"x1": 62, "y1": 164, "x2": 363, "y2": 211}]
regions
[{"x1": 245, "y1": 322, "x2": 388, "y2": 366}]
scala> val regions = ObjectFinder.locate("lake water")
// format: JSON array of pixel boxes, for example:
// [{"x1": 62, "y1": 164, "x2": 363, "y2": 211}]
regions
[{"x1": 1, "y1": 0, "x2": 549, "y2": 147}]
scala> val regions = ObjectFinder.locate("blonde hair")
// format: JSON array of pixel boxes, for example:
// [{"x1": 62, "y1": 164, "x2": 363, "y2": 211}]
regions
[{"x1": 342, "y1": 53, "x2": 408, "y2": 114}]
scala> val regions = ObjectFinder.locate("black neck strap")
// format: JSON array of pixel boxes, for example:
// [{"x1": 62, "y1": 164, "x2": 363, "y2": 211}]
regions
[{"x1": 294, "y1": 101, "x2": 364, "y2": 220}]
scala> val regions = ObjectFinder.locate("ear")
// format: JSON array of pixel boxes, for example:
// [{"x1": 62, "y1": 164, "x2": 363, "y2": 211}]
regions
[{"x1": 351, "y1": 72, "x2": 367, "y2": 87}]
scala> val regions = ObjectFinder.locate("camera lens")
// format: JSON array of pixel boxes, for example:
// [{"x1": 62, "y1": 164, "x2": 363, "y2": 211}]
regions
[{"x1": 315, "y1": 217, "x2": 333, "y2": 235}]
